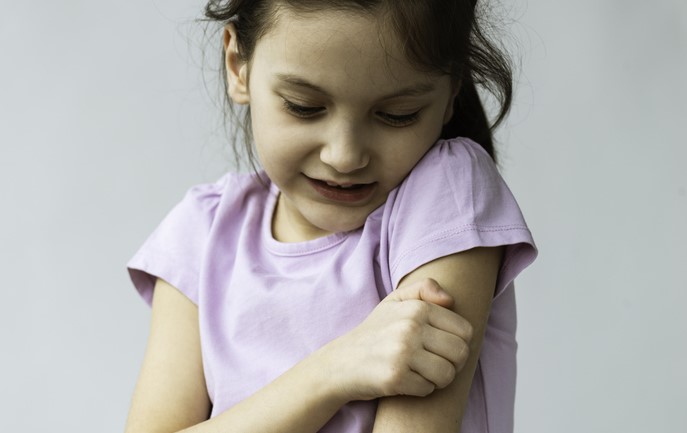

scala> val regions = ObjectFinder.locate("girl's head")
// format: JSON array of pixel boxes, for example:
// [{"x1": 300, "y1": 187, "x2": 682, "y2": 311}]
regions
[
  {"x1": 206, "y1": 0, "x2": 512, "y2": 163},
  {"x1": 203, "y1": 1, "x2": 512, "y2": 240}
]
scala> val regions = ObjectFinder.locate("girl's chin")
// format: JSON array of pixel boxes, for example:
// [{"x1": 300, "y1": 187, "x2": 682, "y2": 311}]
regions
[
  {"x1": 277, "y1": 194, "x2": 373, "y2": 240},
  {"x1": 312, "y1": 219, "x2": 365, "y2": 235}
]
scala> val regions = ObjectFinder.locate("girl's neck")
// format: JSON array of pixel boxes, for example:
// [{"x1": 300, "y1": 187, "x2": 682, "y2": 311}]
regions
[{"x1": 271, "y1": 192, "x2": 331, "y2": 243}]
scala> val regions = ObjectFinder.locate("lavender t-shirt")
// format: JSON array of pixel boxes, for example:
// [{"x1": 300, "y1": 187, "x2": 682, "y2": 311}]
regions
[{"x1": 128, "y1": 137, "x2": 537, "y2": 433}]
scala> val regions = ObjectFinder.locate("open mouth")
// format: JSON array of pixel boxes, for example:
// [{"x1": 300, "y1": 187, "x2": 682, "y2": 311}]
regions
[
  {"x1": 322, "y1": 181, "x2": 368, "y2": 190},
  {"x1": 305, "y1": 176, "x2": 377, "y2": 203}
]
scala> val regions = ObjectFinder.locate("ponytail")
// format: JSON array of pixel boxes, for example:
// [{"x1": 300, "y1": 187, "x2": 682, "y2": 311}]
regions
[
  {"x1": 440, "y1": 0, "x2": 514, "y2": 164},
  {"x1": 441, "y1": 74, "x2": 494, "y2": 160}
]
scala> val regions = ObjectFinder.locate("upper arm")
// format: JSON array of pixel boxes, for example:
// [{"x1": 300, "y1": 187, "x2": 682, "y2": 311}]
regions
[
  {"x1": 372, "y1": 246, "x2": 504, "y2": 433},
  {"x1": 125, "y1": 278, "x2": 211, "y2": 433}
]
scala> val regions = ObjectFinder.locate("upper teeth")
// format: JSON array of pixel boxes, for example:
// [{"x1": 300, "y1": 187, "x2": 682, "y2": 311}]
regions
[{"x1": 326, "y1": 181, "x2": 354, "y2": 188}]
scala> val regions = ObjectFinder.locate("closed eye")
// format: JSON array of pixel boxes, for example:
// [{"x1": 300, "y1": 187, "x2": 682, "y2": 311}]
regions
[
  {"x1": 377, "y1": 111, "x2": 421, "y2": 127},
  {"x1": 282, "y1": 98, "x2": 324, "y2": 118}
]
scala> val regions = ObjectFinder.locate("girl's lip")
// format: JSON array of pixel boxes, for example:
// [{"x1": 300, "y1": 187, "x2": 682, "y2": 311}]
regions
[{"x1": 305, "y1": 176, "x2": 377, "y2": 203}]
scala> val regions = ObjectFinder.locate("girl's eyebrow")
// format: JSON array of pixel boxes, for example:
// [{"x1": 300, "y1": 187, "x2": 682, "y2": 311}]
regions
[
  {"x1": 276, "y1": 74, "x2": 330, "y2": 96},
  {"x1": 274, "y1": 73, "x2": 436, "y2": 99}
]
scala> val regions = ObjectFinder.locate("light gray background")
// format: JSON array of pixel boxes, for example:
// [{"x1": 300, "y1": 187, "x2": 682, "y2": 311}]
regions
[{"x1": 1, "y1": 1, "x2": 685, "y2": 432}]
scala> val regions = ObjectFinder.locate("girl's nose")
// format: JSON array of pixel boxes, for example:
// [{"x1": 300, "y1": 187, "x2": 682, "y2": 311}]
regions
[{"x1": 319, "y1": 124, "x2": 370, "y2": 174}]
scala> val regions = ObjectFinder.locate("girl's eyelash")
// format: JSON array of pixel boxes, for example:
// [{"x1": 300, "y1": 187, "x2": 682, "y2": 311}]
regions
[
  {"x1": 282, "y1": 97, "x2": 420, "y2": 127},
  {"x1": 377, "y1": 111, "x2": 420, "y2": 127},
  {"x1": 282, "y1": 99, "x2": 324, "y2": 118}
]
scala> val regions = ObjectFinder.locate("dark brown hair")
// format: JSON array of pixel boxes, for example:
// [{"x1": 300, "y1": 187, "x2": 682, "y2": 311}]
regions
[{"x1": 204, "y1": 0, "x2": 512, "y2": 167}]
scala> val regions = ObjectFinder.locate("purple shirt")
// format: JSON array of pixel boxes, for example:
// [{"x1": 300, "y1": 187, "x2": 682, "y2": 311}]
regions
[{"x1": 128, "y1": 137, "x2": 537, "y2": 432}]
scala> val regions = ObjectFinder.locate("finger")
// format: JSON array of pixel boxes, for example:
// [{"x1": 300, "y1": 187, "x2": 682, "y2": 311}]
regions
[
  {"x1": 421, "y1": 324, "x2": 471, "y2": 367},
  {"x1": 397, "y1": 370, "x2": 436, "y2": 397},
  {"x1": 387, "y1": 278, "x2": 454, "y2": 308},
  {"x1": 425, "y1": 304, "x2": 474, "y2": 343},
  {"x1": 409, "y1": 351, "x2": 457, "y2": 389}
]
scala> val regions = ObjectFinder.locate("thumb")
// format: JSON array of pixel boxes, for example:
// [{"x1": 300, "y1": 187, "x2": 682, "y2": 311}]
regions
[{"x1": 387, "y1": 278, "x2": 454, "y2": 308}]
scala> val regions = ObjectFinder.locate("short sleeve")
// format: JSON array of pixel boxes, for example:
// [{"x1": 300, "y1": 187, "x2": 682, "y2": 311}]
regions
[
  {"x1": 387, "y1": 138, "x2": 537, "y2": 297},
  {"x1": 127, "y1": 175, "x2": 226, "y2": 306}
]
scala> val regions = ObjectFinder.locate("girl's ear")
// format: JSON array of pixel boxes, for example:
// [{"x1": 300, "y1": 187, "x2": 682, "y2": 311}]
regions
[
  {"x1": 443, "y1": 80, "x2": 461, "y2": 124},
  {"x1": 223, "y1": 24, "x2": 250, "y2": 105}
]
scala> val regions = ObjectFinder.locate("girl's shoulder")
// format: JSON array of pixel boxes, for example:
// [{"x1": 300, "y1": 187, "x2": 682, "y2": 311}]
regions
[
  {"x1": 153, "y1": 171, "x2": 269, "y2": 239},
  {"x1": 409, "y1": 137, "x2": 498, "y2": 185},
  {"x1": 127, "y1": 171, "x2": 271, "y2": 305},
  {"x1": 173, "y1": 170, "x2": 273, "y2": 227},
  {"x1": 391, "y1": 136, "x2": 510, "y2": 218},
  {"x1": 383, "y1": 137, "x2": 536, "y2": 293}
]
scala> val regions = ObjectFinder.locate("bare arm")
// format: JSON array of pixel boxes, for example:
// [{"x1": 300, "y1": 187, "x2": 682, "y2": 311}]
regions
[
  {"x1": 125, "y1": 277, "x2": 473, "y2": 433},
  {"x1": 125, "y1": 279, "x2": 210, "y2": 433},
  {"x1": 125, "y1": 278, "x2": 349, "y2": 433},
  {"x1": 372, "y1": 247, "x2": 504, "y2": 433}
]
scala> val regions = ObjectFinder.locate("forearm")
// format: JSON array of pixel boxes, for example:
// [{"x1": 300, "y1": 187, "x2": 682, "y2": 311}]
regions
[
  {"x1": 125, "y1": 279, "x2": 351, "y2": 433},
  {"x1": 179, "y1": 349, "x2": 348, "y2": 433}
]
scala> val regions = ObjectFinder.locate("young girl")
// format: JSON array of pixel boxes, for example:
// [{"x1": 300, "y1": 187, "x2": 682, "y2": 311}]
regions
[{"x1": 125, "y1": 1, "x2": 537, "y2": 432}]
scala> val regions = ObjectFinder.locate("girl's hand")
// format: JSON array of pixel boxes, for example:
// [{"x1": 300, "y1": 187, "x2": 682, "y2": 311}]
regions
[{"x1": 318, "y1": 278, "x2": 473, "y2": 402}]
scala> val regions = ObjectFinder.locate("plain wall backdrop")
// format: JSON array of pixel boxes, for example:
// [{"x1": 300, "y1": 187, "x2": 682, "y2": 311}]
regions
[{"x1": 1, "y1": 1, "x2": 685, "y2": 431}]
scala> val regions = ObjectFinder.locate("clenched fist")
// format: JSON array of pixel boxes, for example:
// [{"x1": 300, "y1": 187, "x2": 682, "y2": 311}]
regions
[{"x1": 318, "y1": 278, "x2": 473, "y2": 402}]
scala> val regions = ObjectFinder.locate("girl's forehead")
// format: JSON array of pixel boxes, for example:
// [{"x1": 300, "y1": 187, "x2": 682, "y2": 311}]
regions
[
  {"x1": 251, "y1": 7, "x2": 440, "y2": 91},
  {"x1": 261, "y1": 6, "x2": 400, "y2": 59}
]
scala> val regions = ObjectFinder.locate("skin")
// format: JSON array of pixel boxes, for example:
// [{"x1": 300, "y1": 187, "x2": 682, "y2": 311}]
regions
[
  {"x1": 125, "y1": 6, "x2": 503, "y2": 433},
  {"x1": 228, "y1": 7, "x2": 457, "y2": 241}
]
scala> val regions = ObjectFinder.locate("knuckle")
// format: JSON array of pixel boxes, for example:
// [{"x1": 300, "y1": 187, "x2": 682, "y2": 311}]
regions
[
  {"x1": 388, "y1": 335, "x2": 414, "y2": 361},
  {"x1": 455, "y1": 342, "x2": 470, "y2": 367},
  {"x1": 447, "y1": 335, "x2": 468, "y2": 362},
  {"x1": 398, "y1": 320, "x2": 417, "y2": 338},
  {"x1": 464, "y1": 323, "x2": 474, "y2": 342},
  {"x1": 398, "y1": 319, "x2": 424, "y2": 343},
  {"x1": 404, "y1": 300, "x2": 430, "y2": 319},
  {"x1": 421, "y1": 277, "x2": 440, "y2": 290}
]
